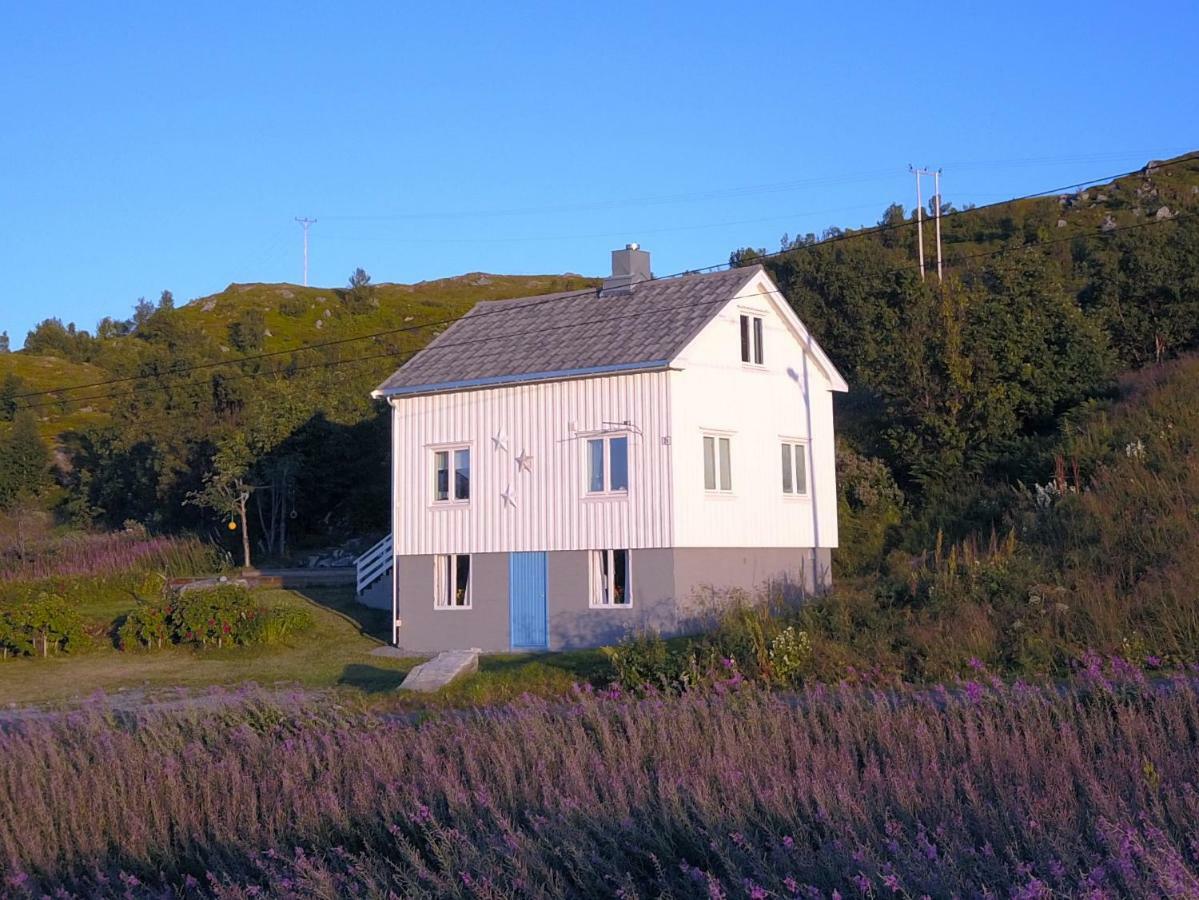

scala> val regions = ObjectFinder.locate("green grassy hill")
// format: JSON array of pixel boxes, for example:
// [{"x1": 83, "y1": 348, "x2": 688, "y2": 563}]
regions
[
  {"x1": 0, "y1": 353, "x2": 114, "y2": 442},
  {"x1": 5, "y1": 273, "x2": 595, "y2": 445},
  {"x1": 172, "y1": 273, "x2": 592, "y2": 351}
]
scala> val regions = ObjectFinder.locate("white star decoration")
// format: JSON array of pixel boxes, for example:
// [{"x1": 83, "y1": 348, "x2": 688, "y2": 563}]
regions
[
  {"x1": 514, "y1": 449, "x2": 534, "y2": 473},
  {"x1": 500, "y1": 485, "x2": 517, "y2": 509},
  {"x1": 491, "y1": 429, "x2": 508, "y2": 453}
]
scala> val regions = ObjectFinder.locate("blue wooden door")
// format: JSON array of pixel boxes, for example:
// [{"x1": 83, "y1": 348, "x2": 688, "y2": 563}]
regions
[{"x1": 509, "y1": 552, "x2": 548, "y2": 649}]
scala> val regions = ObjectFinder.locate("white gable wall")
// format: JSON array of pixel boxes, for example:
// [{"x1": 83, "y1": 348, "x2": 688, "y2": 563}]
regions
[
  {"x1": 667, "y1": 276, "x2": 840, "y2": 549},
  {"x1": 391, "y1": 370, "x2": 674, "y2": 556}
]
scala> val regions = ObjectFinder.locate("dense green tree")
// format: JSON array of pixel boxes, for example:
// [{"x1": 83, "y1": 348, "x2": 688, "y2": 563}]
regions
[
  {"x1": 0, "y1": 412, "x2": 50, "y2": 509},
  {"x1": 157, "y1": 289, "x2": 175, "y2": 311},
  {"x1": 1078, "y1": 218, "x2": 1199, "y2": 366},
  {"x1": 131, "y1": 297, "x2": 156, "y2": 331},
  {"x1": 23, "y1": 318, "x2": 94, "y2": 361}
]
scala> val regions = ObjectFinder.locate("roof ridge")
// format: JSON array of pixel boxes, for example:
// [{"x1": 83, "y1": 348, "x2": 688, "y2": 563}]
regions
[
  {"x1": 374, "y1": 264, "x2": 767, "y2": 398},
  {"x1": 470, "y1": 264, "x2": 759, "y2": 312}
]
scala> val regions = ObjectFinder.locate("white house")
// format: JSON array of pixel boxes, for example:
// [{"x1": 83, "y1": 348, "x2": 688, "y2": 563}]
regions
[{"x1": 357, "y1": 245, "x2": 848, "y2": 652}]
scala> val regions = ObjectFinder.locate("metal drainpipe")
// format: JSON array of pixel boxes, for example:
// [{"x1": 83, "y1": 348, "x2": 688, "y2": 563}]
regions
[{"x1": 389, "y1": 398, "x2": 401, "y2": 647}]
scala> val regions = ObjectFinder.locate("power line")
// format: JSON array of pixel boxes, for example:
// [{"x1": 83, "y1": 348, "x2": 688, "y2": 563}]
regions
[
  {"x1": 307, "y1": 149, "x2": 1195, "y2": 222},
  {"x1": 683, "y1": 154, "x2": 1199, "y2": 275},
  {"x1": 18, "y1": 212, "x2": 1188, "y2": 414},
  {"x1": 16, "y1": 155, "x2": 1195, "y2": 406}
]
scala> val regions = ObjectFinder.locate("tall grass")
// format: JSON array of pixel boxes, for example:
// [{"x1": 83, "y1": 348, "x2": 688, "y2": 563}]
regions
[
  {"x1": 0, "y1": 530, "x2": 225, "y2": 583},
  {"x1": 1, "y1": 676, "x2": 1197, "y2": 897}
]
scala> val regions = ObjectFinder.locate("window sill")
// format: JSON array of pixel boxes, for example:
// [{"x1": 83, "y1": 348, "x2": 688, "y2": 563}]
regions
[
  {"x1": 433, "y1": 605, "x2": 473, "y2": 611},
  {"x1": 782, "y1": 493, "x2": 812, "y2": 501},
  {"x1": 429, "y1": 500, "x2": 471, "y2": 511},
  {"x1": 740, "y1": 362, "x2": 768, "y2": 371},
  {"x1": 582, "y1": 491, "x2": 629, "y2": 501},
  {"x1": 589, "y1": 603, "x2": 634, "y2": 610},
  {"x1": 704, "y1": 491, "x2": 736, "y2": 500}
]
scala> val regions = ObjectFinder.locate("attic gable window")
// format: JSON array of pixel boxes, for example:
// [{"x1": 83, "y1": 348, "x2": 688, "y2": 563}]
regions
[
  {"x1": 740, "y1": 314, "x2": 764, "y2": 365},
  {"x1": 586, "y1": 435, "x2": 629, "y2": 494},
  {"x1": 433, "y1": 446, "x2": 470, "y2": 503}
]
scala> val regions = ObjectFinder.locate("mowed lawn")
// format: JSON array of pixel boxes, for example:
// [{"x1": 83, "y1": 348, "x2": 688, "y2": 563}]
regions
[{"x1": 0, "y1": 586, "x2": 610, "y2": 707}]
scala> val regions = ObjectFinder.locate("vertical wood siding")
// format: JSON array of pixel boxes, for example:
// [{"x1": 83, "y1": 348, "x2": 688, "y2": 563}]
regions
[{"x1": 393, "y1": 371, "x2": 674, "y2": 555}]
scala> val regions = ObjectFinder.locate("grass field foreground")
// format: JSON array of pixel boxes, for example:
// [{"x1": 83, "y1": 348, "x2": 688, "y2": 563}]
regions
[{"x1": 1, "y1": 674, "x2": 1197, "y2": 897}]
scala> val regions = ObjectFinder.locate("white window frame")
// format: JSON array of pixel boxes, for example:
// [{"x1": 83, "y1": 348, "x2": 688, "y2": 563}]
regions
[
  {"x1": 702, "y1": 432, "x2": 734, "y2": 493},
  {"x1": 589, "y1": 549, "x2": 632, "y2": 608},
  {"x1": 433, "y1": 553, "x2": 472, "y2": 609},
  {"x1": 585, "y1": 433, "x2": 630, "y2": 495},
  {"x1": 780, "y1": 439, "x2": 810, "y2": 497},
  {"x1": 739, "y1": 312, "x2": 765, "y2": 366},
  {"x1": 431, "y1": 444, "x2": 471, "y2": 505}
]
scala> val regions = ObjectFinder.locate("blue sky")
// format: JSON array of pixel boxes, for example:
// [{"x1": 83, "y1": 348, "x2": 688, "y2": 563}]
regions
[{"x1": 1, "y1": 1, "x2": 1195, "y2": 347}]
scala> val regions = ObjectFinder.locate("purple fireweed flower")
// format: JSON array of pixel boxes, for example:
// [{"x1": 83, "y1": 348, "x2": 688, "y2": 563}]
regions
[
  {"x1": 968, "y1": 656, "x2": 985, "y2": 671},
  {"x1": 882, "y1": 872, "x2": 901, "y2": 893},
  {"x1": 784, "y1": 876, "x2": 799, "y2": 894},
  {"x1": 965, "y1": 680, "x2": 984, "y2": 703},
  {"x1": 852, "y1": 873, "x2": 871, "y2": 893},
  {"x1": 783, "y1": 835, "x2": 795, "y2": 849},
  {"x1": 745, "y1": 880, "x2": 768, "y2": 899}
]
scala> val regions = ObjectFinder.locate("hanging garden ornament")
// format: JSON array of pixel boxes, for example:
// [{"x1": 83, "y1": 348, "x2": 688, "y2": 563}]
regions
[{"x1": 228, "y1": 521, "x2": 238, "y2": 531}]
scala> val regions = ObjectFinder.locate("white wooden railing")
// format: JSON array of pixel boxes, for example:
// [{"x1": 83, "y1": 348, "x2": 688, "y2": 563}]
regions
[{"x1": 356, "y1": 533, "x2": 393, "y2": 596}]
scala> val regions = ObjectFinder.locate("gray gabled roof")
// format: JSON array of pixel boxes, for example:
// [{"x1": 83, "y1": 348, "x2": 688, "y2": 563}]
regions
[{"x1": 373, "y1": 266, "x2": 763, "y2": 397}]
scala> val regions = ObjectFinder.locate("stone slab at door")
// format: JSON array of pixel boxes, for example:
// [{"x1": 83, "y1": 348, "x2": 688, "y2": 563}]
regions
[{"x1": 509, "y1": 551, "x2": 548, "y2": 650}]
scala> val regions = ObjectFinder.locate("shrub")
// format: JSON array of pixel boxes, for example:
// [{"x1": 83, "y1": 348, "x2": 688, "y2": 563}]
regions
[
  {"x1": 246, "y1": 605, "x2": 315, "y2": 645},
  {"x1": 767, "y1": 625, "x2": 813, "y2": 685},
  {"x1": 118, "y1": 600, "x2": 171, "y2": 651},
  {"x1": 170, "y1": 584, "x2": 257, "y2": 648},
  {"x1": 278, "y1": 295, "x2": 307, "y2": 318},
  {"x1": 1, "y1": 593, "x2": 88, "y2": 657},
  {"x1": 0, "y1": 606, "x2": 33, "y2": 658},
  {"x1": 602, "y1": 630, "x2": 672, "y2": 690}
]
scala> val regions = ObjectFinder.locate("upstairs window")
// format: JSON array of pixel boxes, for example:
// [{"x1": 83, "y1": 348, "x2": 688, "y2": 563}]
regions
[
  {"x1": 434, "y1": 554, "x2": 471, "y2": 608},
  {"x1": 781, "y1": 441, "x2": 809, "y2": 496},
  {"x1": 590, "y1": 549, "x2": 631, "y2": 607},
  {"x1": 703, "y1": 434, "x2": 733, "y2": 492},
  {"x1": 740, "y1": 314, "x2": 764, "y2": 365},
  {"x1": 434, "y1": 447, "x2": 470, "y2": 502},
  {"x1": 587, "y1": 435, "x2": 629, "y2": 494}
]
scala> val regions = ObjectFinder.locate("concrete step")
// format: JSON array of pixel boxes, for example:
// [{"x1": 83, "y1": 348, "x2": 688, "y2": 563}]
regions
[{"x1": 398, "y1": 648, "x2": 481, "y2": 693}]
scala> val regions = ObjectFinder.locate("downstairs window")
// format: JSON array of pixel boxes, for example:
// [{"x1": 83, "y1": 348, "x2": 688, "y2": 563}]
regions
[{"x1": 589, "y1": 549, "x2": 631, "y2": 608}]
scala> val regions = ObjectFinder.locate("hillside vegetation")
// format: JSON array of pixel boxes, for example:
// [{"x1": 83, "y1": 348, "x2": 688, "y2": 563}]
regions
[
  {"x1": 0, "y1": 152, "x2": 1197, "y2": 572},
  {"x1": 0, "y1": 272, "x2": 593, "y2": 550},
  {"x1": 735, "y1": 152, "x2": 1199, "y2": 550}
]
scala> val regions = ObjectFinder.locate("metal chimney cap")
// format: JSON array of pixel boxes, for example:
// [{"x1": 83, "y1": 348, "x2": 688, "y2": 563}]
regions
[{"x1": 625, "y1": 242, "x2": 640, "y2": 251}]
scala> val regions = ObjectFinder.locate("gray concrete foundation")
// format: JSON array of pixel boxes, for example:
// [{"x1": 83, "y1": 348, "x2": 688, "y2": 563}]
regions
[{"x1": 393, "y1": 546, "x2": 832, "y2": 653}]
